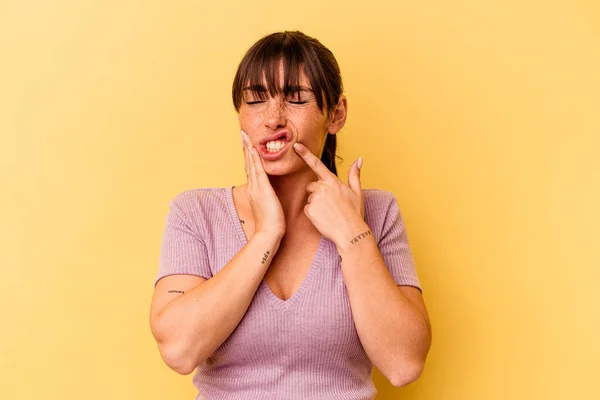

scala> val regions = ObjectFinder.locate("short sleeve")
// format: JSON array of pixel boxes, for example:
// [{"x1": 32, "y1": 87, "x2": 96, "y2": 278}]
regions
[
  {"x1": 154, "y1": 195, "x2": 213, "y2": 287},
  {"x1": 378, "y1": 195, "x2": 423, "y2": 292}
]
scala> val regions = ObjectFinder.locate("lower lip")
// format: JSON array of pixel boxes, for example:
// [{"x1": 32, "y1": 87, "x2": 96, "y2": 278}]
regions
[{"x1": 259, "y1": 141, "x2": 291, "y2": 161}]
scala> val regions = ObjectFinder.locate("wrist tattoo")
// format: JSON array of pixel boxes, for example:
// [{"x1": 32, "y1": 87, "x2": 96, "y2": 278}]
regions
[
  {"x1": 167, "y1": 290, "x2": 184, "y2": 294},
  {"x1": 261, "y1": 249, "x2": 271, "y2": 264},
  {"x1": 349, "y1": 229, "x2": 372, "y2": 245}
]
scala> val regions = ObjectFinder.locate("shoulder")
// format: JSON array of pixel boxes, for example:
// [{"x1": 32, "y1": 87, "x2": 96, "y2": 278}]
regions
[
  {"x1": 166, "y1": 187, "x2": 231, "y2": 231},
  {"x1": 361, "y1": 188, "x2": 402, "y2": 242},
  {"x1": 362, "y1": 188, "x2": 398, "y2": 214},
  {"x1": 169, "y1": 186, "x2": 228, "y2": 211}
]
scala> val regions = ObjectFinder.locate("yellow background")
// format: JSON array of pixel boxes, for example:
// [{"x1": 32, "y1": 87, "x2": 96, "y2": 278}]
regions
[{"x1": 1, "y1": 0, "x2": 599, "y2": 399}]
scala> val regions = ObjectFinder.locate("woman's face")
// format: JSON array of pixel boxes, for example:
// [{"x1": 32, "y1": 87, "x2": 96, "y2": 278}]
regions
[{"x1": 238, "y1": 67, "x2": 337, "y2": 176}]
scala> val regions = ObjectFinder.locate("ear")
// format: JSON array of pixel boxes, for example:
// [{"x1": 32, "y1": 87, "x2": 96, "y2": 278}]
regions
[{"x1": 326, "y1": 95, "x2": 348, "y2": 135}]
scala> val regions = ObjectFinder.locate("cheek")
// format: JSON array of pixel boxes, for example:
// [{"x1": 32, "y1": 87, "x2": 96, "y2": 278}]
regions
[
  {"x1": 238, "y1": 109, "x2": 260, "y2": 129},
  {"x1": 299, "y1": 118, "x2": 329, "y2": 155},
  {"x1": 293, "y1": 108, "x2": 328, "y2": 130}
]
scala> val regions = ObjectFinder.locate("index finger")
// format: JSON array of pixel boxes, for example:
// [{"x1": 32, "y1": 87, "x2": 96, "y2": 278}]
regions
[{"x1": 293, "y1": 142, "x2": 336, "y2": 181}]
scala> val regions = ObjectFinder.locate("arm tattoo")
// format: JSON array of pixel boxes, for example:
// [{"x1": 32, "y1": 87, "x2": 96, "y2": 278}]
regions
[
  {"x1": 261, "y1": 249, "x2": 271, "y2": 264},
  {"x1": 338, "y1": 255, "x2": 342, "y2": 264},
  {"x1": 240, "y1": 219, "x2": 245, "y2": 224},
  {"x1": 167, "y1": 290, "x2": 184, "y2": 294},
  {"x1": 349, "y1": 229, "x2": 372, "y2": 245}
]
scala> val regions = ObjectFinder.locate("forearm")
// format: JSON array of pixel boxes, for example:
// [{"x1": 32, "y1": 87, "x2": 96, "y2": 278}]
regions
[
  {"x1": 336, "y1": 224, "x2": 431, "y2": 386},
  {"x1": 154, "y1": 231, "x2": 282, "y2": 373}
]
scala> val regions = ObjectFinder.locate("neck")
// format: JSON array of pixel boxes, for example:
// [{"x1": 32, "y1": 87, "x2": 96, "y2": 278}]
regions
[
  {"x1": 268, "y1": 169, "x2": 318, "y2": 223},
  {"x1": 239, "y1": 168, "x2": 320, "y2": 230}
]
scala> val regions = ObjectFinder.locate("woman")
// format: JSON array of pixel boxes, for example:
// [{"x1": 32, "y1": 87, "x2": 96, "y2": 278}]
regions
[{"x1": 149, "y1": 31, "x2": 431, "y2": 399}]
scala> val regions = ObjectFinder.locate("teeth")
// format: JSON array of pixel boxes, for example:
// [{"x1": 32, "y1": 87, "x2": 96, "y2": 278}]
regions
[{"x1": 266, "y1": 140, "x2": 286, "y2": 152}]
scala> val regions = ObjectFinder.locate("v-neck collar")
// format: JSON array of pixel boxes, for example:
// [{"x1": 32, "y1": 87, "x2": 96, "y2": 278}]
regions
[{"x1": 225, "y1": 185, "x2": 325, "y2": 311}]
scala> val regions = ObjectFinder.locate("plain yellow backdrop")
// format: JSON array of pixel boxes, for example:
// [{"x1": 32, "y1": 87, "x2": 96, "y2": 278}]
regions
[{"x1": 1, "y1": 0, "x2": 599, "y2": 399}]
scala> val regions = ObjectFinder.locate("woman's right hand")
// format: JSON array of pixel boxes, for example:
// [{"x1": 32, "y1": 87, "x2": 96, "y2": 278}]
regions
[{"x1": 241, "y1": 130, "x2": 286, "y2": 239}]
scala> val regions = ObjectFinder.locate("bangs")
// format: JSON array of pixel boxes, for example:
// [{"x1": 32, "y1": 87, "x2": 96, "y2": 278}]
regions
[{"x1": 232, "y1": 32, "x2": 338, "y2": 113}]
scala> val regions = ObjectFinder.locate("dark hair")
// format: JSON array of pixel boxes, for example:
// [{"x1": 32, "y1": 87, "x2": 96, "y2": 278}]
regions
[{"x1": 232, "y1": 31, "x2": 344, "y2": 175}]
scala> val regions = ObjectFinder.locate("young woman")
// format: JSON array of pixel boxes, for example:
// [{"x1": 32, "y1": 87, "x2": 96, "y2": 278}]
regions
[{"x1": 150, "y1": 31, "x2": 431, "y2": 400}]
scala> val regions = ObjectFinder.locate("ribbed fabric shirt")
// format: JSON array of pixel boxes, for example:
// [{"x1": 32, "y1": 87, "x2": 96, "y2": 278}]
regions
[{"x1": 154, "y1": 185, "x2": 422, "y2": 400}]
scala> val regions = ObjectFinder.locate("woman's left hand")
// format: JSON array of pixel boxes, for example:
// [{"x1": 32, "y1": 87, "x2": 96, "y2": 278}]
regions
[{"x1": 293, "y1": 142, "x2": 368, "y2": 248}]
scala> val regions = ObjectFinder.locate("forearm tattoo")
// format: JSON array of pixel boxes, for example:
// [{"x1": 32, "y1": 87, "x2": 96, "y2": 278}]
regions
[
  {"x1": 349, "y1": 229, "x2": 372, "y2": 245},
  {"x1": 167, "y1": 290, "x2": 184, "y2": 294},
  {"x1": 261, "y1": 249, "x2": 271, "y2": 264}
]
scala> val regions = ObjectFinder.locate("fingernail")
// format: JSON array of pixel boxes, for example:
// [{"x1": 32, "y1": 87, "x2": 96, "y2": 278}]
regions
[
  {"x1": 293, "y1": 142, "x2": 302, "y2": 151},
  {"x1": 358, "y1": 157, "x2": 363, "y2": 169}
]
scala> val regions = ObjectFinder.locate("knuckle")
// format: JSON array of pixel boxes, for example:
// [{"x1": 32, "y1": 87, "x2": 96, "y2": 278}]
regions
[{"x1": 304, "y1": 204, "x2": 311, "y2": 216}]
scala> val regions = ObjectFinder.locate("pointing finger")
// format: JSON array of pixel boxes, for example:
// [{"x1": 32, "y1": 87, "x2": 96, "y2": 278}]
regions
[{"x1": 293, "y1": 142, "x2": 335, "y2": 181}]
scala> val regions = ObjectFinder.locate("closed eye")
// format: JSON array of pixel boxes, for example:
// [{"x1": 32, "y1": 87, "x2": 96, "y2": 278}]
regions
[{"x1": 286, "y1": 90, "x2": 309, "y2": 104}]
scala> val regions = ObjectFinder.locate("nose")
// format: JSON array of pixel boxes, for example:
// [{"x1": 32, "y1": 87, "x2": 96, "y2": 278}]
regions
[{"x1": 263, "y1": 98, "x2": 286, "y2": 131}]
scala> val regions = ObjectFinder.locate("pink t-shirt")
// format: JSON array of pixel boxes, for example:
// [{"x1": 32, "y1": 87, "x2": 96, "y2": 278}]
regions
[{"x1": 155, "y1": 185, "x2": 422, "y2": 400}]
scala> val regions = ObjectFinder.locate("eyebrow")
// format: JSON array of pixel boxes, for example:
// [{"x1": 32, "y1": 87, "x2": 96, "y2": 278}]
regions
[
  {"x1": 287, "y1": 86, "x2": 313, "y2": 93},
  {"x1": 242, "y1": 85, "x2": 313, "y2": 93},
  {"x1": 243, "y1": 84, "x2": 267, "y2": 92}
]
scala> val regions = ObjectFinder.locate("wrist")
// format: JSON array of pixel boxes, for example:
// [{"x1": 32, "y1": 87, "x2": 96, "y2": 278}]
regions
[
  {"x1": 335, "y1": 221, "x2": 372, "y2": 254},
  {"x1": 253, "y1": 230, "x2": 285, "y2": 244}
]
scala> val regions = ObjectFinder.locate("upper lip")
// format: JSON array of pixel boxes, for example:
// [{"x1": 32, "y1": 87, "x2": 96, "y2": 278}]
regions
[{"x1": 259, "y1": 131, "x2": 291, "y2": 145}]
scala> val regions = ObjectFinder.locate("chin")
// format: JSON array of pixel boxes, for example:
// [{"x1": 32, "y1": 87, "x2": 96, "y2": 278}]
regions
[
  {"x1": 264, "y1": 166, "x2": 288, "y2": 176},
  {"x1": 263, "y1": 161, "x2": 299, "y2": 177}
]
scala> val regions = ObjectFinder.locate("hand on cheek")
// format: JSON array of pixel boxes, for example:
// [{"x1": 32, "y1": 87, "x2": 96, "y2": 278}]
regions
[{"x1": 241, "y1": 130, "x2": 287, "y2": 238}]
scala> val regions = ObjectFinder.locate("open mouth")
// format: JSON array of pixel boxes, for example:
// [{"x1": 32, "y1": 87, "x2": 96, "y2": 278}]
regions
[
  {"x1": 259, "y1": 132, "x2": 292, "y2": 161},
  {"x1": 259, "y1": 131, "x2": 290, "y2": 145},
  {"x1": 258, "y1": 131, "x2": 292, "y2": 161}
]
